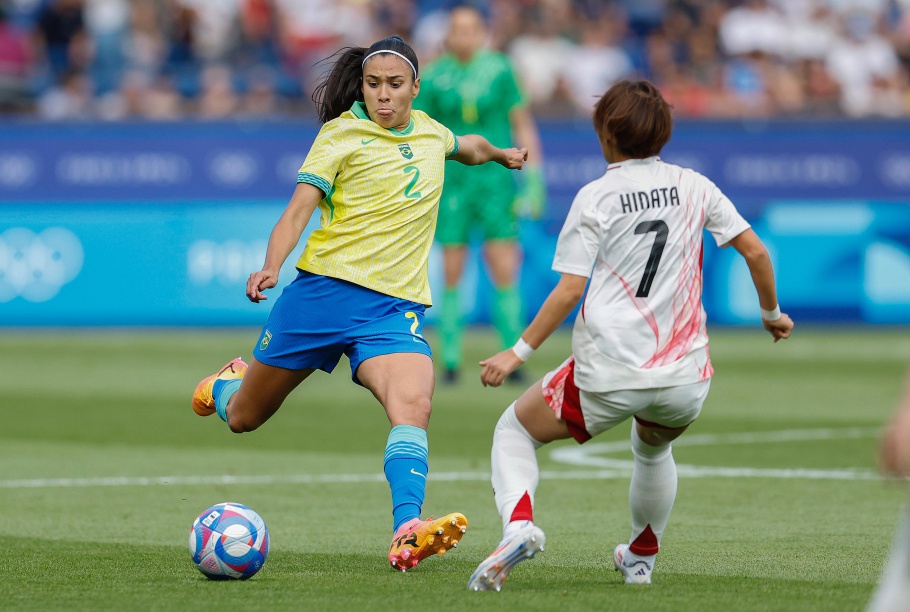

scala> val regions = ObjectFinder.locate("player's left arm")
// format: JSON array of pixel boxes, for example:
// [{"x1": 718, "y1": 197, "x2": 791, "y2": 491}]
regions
[
  {"x1": 727, "y1": 229, "x2": 794, "y2": 342},
  {"x1": 510, "y1": 106, "x2": 543, "y2": 166},
  {"x1": 450, "y1": 134, "x2": 527, "y2": 169},
  {"x1": 479, "y1": 273, "x2": 588, "y2": 387},
  {"x1": 510, "y1": 105, "x2": 547, "y2": 218}
]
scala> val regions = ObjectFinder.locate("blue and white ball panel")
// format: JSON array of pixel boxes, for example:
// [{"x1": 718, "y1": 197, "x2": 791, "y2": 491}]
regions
[{"x1": 189, "y1": 502, "x2": 269, "y2": 580}]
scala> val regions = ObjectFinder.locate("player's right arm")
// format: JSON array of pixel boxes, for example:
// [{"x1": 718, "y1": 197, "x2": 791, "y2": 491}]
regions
[
  {"x1": 246, "y1": 183, "x2": 322, "y2": 303},
  {"x1": 727, "y1": 228, "x2": 794, "y2": 342}
]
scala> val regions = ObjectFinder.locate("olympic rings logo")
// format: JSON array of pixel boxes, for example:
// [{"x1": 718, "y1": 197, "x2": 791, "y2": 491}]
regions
[{"x1": 0, "y1": 227, "x2": 84, "y2": 303}]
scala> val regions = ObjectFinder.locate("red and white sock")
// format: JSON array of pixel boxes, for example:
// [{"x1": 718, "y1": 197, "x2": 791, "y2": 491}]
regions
[
  {"x1": 491, "y1": 402, "x2": 544, "y2": 532},
  {"x1": 628, "y1": 425, "x2": 677, "y2": 560}
]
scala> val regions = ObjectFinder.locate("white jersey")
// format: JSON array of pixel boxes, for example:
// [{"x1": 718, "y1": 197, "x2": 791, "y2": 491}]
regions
[{"x1": 553, "y1": 156, "x2": 750, "y2": 392}]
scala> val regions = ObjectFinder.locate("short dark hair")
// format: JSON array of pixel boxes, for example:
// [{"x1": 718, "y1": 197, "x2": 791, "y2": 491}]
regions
[
  {"x1": 311, "y1": 35, "x2": 419, "y2": 124},
  {"x1": 592, "y1": 80, "x2": 673, "y2": 159}
]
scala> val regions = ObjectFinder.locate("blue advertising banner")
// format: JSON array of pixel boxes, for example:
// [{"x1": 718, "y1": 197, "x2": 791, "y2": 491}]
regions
[
  {"x1": 0, "y1": 119, "x2": 908, "y2": 326},
  {"x1": 2, "y1": 120, "x2": 909, "y2": 214}
]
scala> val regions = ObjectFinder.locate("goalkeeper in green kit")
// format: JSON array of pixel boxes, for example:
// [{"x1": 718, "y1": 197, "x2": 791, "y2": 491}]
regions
[{"x1": 416, "y1": 3, "x2": 546, "y2": 384}]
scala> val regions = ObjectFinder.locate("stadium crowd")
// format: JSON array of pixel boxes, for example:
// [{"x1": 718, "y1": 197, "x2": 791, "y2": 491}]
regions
[{"x1": 0, "y1": 0, "x2": 908, "y2": 120}]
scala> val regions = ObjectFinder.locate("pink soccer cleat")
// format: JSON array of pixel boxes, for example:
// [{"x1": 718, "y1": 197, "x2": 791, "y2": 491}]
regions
[
  {"x1": 388, "y1": 513, "x2": 468, "y2": 572},
  {"x1": 191, "y1": 357, "x2": 248, "y2": 416}
]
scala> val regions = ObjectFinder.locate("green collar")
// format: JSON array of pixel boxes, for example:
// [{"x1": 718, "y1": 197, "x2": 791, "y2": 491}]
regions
[{"x1": 350, "y1": 101, "x2": 414, "y2": 135}]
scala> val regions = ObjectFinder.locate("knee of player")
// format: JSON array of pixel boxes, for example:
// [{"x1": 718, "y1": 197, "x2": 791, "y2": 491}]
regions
[
  {"x1": 227, "y1": 411, "x2": 261, "y2": 434},
  {"x1": 412, "y1": 394, "x2": 432, "y2": 419},
  {"x1": 396, "y1": 393, "x2": 432, "y2": 424}
]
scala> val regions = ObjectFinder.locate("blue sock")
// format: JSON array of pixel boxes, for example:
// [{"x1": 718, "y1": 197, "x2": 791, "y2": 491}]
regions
[
  {"x1": 384, "y1": 424, "x2": 429, "y2": 533},
  {"x1": 212, "y1": 379, "x2": 241, "y2": 423}
]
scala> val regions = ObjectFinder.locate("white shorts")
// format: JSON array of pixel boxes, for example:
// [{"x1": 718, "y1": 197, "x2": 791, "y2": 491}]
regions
[{"x1": 541, "y1": 356, "x2": 711, "y2": 443}]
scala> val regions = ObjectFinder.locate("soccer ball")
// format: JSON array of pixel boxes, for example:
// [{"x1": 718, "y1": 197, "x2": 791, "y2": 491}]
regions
[{"x1": 189, "y1": 502, "x2": 269, "y2": 580}]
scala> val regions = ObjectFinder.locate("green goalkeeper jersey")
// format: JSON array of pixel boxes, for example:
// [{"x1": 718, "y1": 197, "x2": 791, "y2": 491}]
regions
[
  {"x1": 416, "y1": 50, "x2": 525, "y2": 148},
  {"x1": 416, "y1": 50, "x2": 525, "y2": 184}
]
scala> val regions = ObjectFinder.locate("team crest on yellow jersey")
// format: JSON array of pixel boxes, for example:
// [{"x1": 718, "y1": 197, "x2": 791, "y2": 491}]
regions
[{"x1": 398, "y1": 143, "x2": 413, "y2": 159}]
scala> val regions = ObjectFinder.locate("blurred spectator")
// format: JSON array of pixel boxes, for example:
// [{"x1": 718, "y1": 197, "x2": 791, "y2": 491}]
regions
[
  {"x1": 173, "y1": 0, "x2": 240, "y2": 63},
  {"x1": 35, "y1": 0, "x2": 86, "y2": 79},
  {"x1": 84, "y1": 0, "x2": 128, "y2": 94},
  {"x1": 563, "y1": 9, "x2": 633, "y2": 114},
  {"x1": 196, "y1": 63, "x2": 239, "y2": 118},
  {"x1": 718, "y1": 0, "x2": 786, "y2": 58},
  {"x1": 826, "y1": 9, "x2": 905, "y2": 116},
  {"x1": 0, "y1": 3, "x2": 33, "y2": 112},
  {"x1": 163, "y1": 0, "x2": 198, "y2": 88},
  {"x1": 240, "y1": 65, "x2": 282, "y2": 117},
  {"x1": 37, "y1": 67, "x2": 91, "y2": 118},
  {"x1": 122, "y1": 0, "x2": 168, "y2": 79},
  {"x1": 800, "y1": 57, "x2": 843, "y2": 115},
  {"x1": 615, "y1": 0, "x2": 666, "y2": 36},
  {"x1": 236, "y1": 0, "x2": 281, "y2": 69},
  {"x1": 373, "y1": 0, "x2": 416, "y2": 36},
  {"x1": 275, "y1": 0, "x2": 372, "y2": 104},
  {"x1": 507, "y1": 2, "x2": 576, "y2": 113},
  {"x1": 96, "y1": 69, "x2": 183, "y2": 119}
]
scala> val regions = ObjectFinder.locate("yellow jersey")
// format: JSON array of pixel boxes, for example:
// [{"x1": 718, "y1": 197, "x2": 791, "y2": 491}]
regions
[{"x1": 296, "y1": 101, "x2": 458, "y2": 305}]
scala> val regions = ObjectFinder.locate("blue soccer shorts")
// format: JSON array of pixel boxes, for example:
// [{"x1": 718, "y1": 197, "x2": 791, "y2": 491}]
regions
[{"x1": 252, "y1": 270, "x2": 432, "y2": 384}]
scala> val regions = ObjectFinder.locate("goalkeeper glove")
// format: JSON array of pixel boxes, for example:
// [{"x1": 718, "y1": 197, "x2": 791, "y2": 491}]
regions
[{"x1": 513, "y1": 166, "x2": 546, "y2": 220}]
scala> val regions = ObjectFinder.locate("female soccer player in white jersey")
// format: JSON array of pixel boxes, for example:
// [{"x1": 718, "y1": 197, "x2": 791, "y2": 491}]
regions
[
  {"x1": 189, "y1": 35, "x2": 528, "y2": 572},
  {"x1": 467, "y1": 80, "x2": 794, "y2": 591}
]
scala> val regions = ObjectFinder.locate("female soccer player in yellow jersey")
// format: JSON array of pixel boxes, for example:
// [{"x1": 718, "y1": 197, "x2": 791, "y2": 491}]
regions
[{"x1": 190, "y1": 35, "x2": 528, "y2": 572}]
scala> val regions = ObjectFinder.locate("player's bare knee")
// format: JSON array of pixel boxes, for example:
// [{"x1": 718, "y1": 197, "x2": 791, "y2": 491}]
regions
[
  {"x1": 410, "y1": 395, "x2": 432, "y2": 422},
  {"x1": 227, "y1": 411, "x2": 261, "y2": 434},
  {"x1": 389, "y1": 393, "x2": 431, "y2": 428}
]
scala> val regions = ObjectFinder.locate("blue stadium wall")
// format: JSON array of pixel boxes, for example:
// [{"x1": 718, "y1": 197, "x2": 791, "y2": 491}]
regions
[{"x1": 0, "y1": 119, "x2": 908, "y2": 327}]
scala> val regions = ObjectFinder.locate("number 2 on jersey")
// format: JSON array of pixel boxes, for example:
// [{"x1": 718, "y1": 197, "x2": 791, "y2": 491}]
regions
[
  {"x1": 634, "y1": 220, "x2": 668, "y2": 298},
  {"x1": 403, "y1": 166, "x2": 422, "y2": 199}
]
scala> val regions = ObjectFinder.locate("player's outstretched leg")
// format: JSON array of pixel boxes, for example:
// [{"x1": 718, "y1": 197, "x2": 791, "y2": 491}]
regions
[
  {"x1": 191, "y1": 357, "x2": 248, "y2": 417},
  {"x1": 388, "y1": 513, "x2": 468, "y2": 572},
  {"x1": 613, "y1": 543, "x2": 654, "y2": 584},
  {"x1": 468, "y1": 521, "x2": 545, "y2": 592}
]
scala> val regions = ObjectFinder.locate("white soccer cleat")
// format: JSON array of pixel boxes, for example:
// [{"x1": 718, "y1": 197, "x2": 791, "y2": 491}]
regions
[
  {"x1": 613, "y1": 543, "x2": 653, "y2": 584},
  {"x1": 467, "y1": 523, "x2": 546, "y2": 592}
]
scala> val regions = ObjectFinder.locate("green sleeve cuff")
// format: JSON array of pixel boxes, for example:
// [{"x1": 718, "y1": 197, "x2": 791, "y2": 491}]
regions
[
  {"x1": 446, "y1": 135, "x2": 460, "y2": 158},
  {"x1": 297, "y1": 172, "x2": 331, "y2": 196}
]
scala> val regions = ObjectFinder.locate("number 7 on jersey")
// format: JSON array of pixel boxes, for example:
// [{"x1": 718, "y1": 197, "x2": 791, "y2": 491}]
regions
[{"x1": 634, "y1": 220, "x2": 669, "y2": 298}]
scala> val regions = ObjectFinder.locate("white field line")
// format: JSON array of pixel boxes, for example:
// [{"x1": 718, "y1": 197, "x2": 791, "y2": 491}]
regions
[{"x1": 0, "y1": 427, "x2": 886, "y2": 489}]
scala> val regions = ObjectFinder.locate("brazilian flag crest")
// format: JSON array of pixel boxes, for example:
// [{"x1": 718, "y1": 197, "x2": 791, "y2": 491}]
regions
[
  {"x1": 397, "y1": 143, "x2": 413, "y2": 159},
  {"x1": 260, "y1": 330, "x2": 272, "y2": 351}
]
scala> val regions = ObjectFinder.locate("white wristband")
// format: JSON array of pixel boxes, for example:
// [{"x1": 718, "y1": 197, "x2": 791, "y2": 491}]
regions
[
  {"x1": 761, "y1": 305, "x2": 781, "y2": 321},
  {"x1": 512, "y1": 338, "x2": 535, "y2": 362}
]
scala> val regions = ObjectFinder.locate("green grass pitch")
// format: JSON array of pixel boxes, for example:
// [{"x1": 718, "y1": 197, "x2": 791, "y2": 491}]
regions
[{"x1": 1, "y1": 327, "x2": 909, "y2": 610}]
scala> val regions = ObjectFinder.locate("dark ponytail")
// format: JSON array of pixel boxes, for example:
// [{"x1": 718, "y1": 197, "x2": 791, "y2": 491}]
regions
[
  {"x1": 311, "y1": 35, "x2": 419, "y2": 124},
  {"x1": 311, "y1": 46, "x2": 367, "y2": 124}
]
